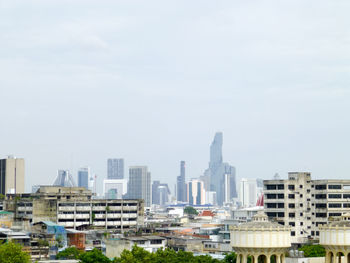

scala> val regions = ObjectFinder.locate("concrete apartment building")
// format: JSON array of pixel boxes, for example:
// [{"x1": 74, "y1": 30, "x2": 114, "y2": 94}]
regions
[
  {"x1": 3, "y1": 186, "x2": 144, "y2": 231},
  {"x1": 264, "y1": 172, "x2": 350, "y2": 244},
  {"x1": 0, "y1": 156, "x2": 25, "y2": 195}
]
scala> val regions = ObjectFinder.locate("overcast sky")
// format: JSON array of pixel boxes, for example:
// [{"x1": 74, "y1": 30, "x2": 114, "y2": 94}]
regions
[{"x1": 1, "y1": 0, "x2": 350, "y2": 194}]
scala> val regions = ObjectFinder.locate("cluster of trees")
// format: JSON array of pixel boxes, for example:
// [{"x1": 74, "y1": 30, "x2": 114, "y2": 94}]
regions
[
  {"x1": 0, "y1": 242, "x2": 31, "y2": 263},
  {"x1": 57, "y1": 245, "x2": 237, "y2": 263},
  {"x1": 299, "y1": 244, "x2": 326, "y2": 257}
]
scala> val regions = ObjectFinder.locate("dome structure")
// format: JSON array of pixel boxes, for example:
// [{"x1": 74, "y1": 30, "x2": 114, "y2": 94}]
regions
[
  {"x1": 230, "y1": 211, "x2": 291, "y2": 263},
  {"x1": 320, "y1": 213, "x2": 350, "y2": 263}
]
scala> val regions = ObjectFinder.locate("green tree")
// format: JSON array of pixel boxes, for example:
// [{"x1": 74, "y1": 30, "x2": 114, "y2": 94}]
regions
[
  {"x1": 184, "y1": 206, "x2": 198, "y2": 215},
  {"x1": 299, "y1": 244, "x2": 326, "y2": 257},
  {"x1": 114, "y1": 244, "x2": 155, "y2": 263},
  {"x1": 56, "y1": 247, "x2": 82, "y2": 259},
  {"x1": 79, "y1": 248, "x2": 111, "y2": 263},
  {"x1": 0, "y1": 242, "x2": 30, "y2": 263},
  {"x1": 223, "y1": 252, "x2": 237, "y2": 263}
]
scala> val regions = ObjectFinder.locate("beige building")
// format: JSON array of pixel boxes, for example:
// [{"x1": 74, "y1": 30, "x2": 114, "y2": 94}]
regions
[
  {"x1": 264, "y1": 172, "x2": 350, "y2": 244},
  {"x1": 231, "y1": 211, "x2": 291, "y2": 263},
  {"x1": 4, "y1": 186, "x2": 144, "y2": 231},
  {"x1": 0, "y1": 156, "x2": 25, "y2": 195}
]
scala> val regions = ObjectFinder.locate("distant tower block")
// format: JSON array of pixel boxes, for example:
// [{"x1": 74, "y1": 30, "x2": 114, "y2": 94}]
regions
[{"x1": 53, "y1": 170, "x2": 76, "y2": 187}]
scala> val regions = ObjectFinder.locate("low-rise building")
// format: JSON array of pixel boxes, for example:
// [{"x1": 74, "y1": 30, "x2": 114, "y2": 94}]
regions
[{"x1": 3, "y1": 186, "x2": 144, "y2": 231}]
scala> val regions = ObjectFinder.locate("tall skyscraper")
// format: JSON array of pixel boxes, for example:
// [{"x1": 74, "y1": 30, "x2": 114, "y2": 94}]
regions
[
  {"x1": 0, "y1": 156, "x2": 25, "y2": 195},
  {"x1": 152, "y1": 181, "x2": 170, "y2": 205},
  {"x1": 53, "y1": 170, "x2": 76, "y2": 187},
  {"x1": 187, "y1": 179, "x2": 205, "y2": 205},
  {"x1": 78, "y1": 167, "x2": 90, "y2": 189},
  {"x1": 176, "y1": 161, "x2": 187, "y2": 202},
  {"x1": 203, "y1": 132, "x2": 237, "y2": 205},
  {"x1": 239, "y1": 178, "x2": 260, "y2": 208},
  {"x1": 127, "y1": 166, "x2": 151, "y2": 207},
  {"x1": 107, "y1": 159, "x2": 124, "y2": 179}
]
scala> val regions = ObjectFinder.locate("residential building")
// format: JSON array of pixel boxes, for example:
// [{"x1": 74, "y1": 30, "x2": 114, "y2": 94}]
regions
[
  {"x1": 176, "y1": 161, "x2": 187, "y2": 202},
  {"x1": 127, "y1": 166, "x2": 151, "y2": 207},
  {"x1": 203, "y1": 133, "x2": 237, "y2": 205},
  {"x1": 103, "y1": 179, "x2": 127, "y2": 199},
  {"x1": 264, "y1": 172, "x2": 350, "y2": 244},
  {"x1": 77, "y1": 167, "x2": 90, "y2": 190},
  {"x1": 188, "y1": 179, "x2": 205, "y2": 205},
  {"x1": 107, "y1": 159, "x2": 124, "y2": 179},
  {"x1": 53, "y1": 170, "x2": 76, "y2": 187},
  {"x1": 3, "y1": 186, "x2": 144, "y2": 231},
  {"x1": 0, "y1": 156, "x2": 25, "y2": 195}
]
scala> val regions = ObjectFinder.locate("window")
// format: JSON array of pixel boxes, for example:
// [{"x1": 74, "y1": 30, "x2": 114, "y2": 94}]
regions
[
  {"x1": 315, "y1": 185, "x2": 327, "y2": 190},
  {"x1": 289, "y1": 222, "x2": 295, "y2": 226},
  {"x1": 300, "y1": 222, "x2": 303, "y2": 226},
  {"x1": 150, "y1": 240, "x2": 162, "y2": 245},
  {"x1": 300, "y1": 185, "x2": 303, "y2": 189},
  {"x1": 316, "y1": 203, "x2": 327, "y2": 209},
  {"x1": 343, "y1": 203, "x2": 350, "y2": 208},
  {"x1": 311, "y1": 231, "x2": 315, "y2": 236},
  {"x1": 329, "y1": 194, "x2": 341, "y2": 199},
  {"x1": 267, "y1": 212, "x2": 277, "y2": 217},
  {"x1": 266, "y1": 185, "x2": 277, "y2": 190},
  {"x1": 289, "y1": 213, "x2": 295, "y2": 218},
  {"x1": 316, "y1": 213, "x2": 327, "y2": 218},
  {"x1": 278, "y1": 203, "x2": 285, "y2": 208},
  {"x1": 291, "y1": 231, "x2": 295, "y2": 236},
  {"x1": 315, "y1": 194, "x2": 327, "y2": 199},
  {"x1": 329, "y1": 203, "x2": 342, "y2": 208},
  {"x1": 266, "y1": 194, "x2": 277, "y2": 199},
  {"x1": 328, "y1": 185, "x2": 341, "y2": 189},
  {"x1": 288, "y1": 194, "x2": 295, "y2": 199},
  {"x1": 288, "y1": 185, "x2": 295, "y2": 190},
  {"x1": 266, "y1": 203, "x2": 277, "y2": 208},
  {"x1": 300, "y1": 203, "x2": 303, "y2": 207},
  {"x1": 278, "y1": 212, "x2": 285, "y2": 217},
  {"x1": 300, "y1": 194, "x2": 303, "y2": 198},
  {"x1": 289, "y1": 203, "x2": 295, "y2": 208},
  {"x1": 300, "y1": 213, "x2": 303, "y2": 216},
  {"x1": 343, "y1": 194, "x2": 350, "y2": 199},
  {"x1": 316, "y1": 231, "x2": 319, "y2": 236},
  {"x1": 277, "y1": 194, "x2": 284, "y2": 199},
  {"x1": 278, "y1": 184, "x2": 284, "y2": 190},
  {"x1": 329, "y1": 213, "x2": 341, "y2": 217},
  {"x1": 300, "y1": 231, "x2": 303, "y2": 234}
]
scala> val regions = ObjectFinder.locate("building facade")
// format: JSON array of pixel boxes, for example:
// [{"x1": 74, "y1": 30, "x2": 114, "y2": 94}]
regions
[
  {"x1": 264, "y1": 172, "x2": 350, "y2": 244},
  {"x1": 3, "y1": 186, "x2": 144, "y2": 231},
  {"x1": 53, "y1": 170, "x2": 76, "y2": 187},
  {"x1": 0, "y1": 156, "x2": 25, "y2": 195},
  {"x1": 107, "y1": 159, "x2": 124, "y2": 179},
  {"x1": 127, "y1": 166, "x2": 151, "y2": 207},
  {"x1": 188, "y1": 179, "x2": 206, "y2": 205},
  {"x1": 239, "y1": 178, "x2": 262, "y2": 208},
  {"x1": 78, "y1": 167, "x2": 90, "y2": 189},
  {"x1": 176, "y1": 161, "x2": 187, "y2": 202}
]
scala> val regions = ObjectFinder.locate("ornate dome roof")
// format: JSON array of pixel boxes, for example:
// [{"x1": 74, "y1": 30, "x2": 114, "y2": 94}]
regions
[{"x1": 233, "y1": 211, "x2": 289, "y2": 231}]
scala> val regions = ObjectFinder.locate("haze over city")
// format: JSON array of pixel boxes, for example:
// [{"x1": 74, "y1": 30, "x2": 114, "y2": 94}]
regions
[{"x1": 1, "y1": 0, "x2": 350, "y2": 194}]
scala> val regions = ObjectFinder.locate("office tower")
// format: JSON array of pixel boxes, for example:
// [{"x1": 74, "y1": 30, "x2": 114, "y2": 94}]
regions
[
  {"x1": 107, "y1": 159, "x2": 124, "y2": 179},
  {"x1": 127, "y1": 166, "x2": 151, "y2": 207},
  {"x1": 152, "y1": 181, "x2": 170, "y2": 205},
  {"x1": 88, "y1": 174, "x2": 95, "y2": 194},
  {"x1": 53, "y1": 170, "x2": 76, "y2": 187},
  {"x1": 263, "y1": 172, "x2": 350, "y2": 244},
  {"x1": 78, "y1": 167, "x2": 90, "y2": 189},
  {"x1": 176, "y1": 161, "x2": 187, "y2": 202},
  {"x1": 0, "y1": 156, "x2": 25, "y2": 195},
  {"x1": 203, "y1": 132, "x2": 237, "y2": 205},
  {"x1": 239, "y1": 178, "x2": 259, "y2": 208},
  {"x1": 187, "y1": 179, "x2": 205, "y2": 205},
  {"x1": 103, "y1": 179, "x2": 127, "y2": 199}
]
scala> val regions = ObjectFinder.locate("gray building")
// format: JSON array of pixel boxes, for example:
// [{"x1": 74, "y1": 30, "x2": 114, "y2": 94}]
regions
[
  {"x1": 176, "y1": 161, "x2": 187, "y2": 202},
  {"x1": 264, "y1": 172, "x2": 350, "y2": 244},
  {"x1": 53, "y1": 170, "x2": 76, "y2": 187},
  {"x1": 78, "y1": 167, "x2": 89, "y2": 189},
  {"x1": 203, "y1": 132, "x2": 237, "y2": 205},
  {"x1": 0, "y1": 156, "x2": 25, "y2": 195},
  {"x1": 127, "y1": 166, "x2": 151, "y2": 207},
  {"x1": 152, "y1": 181, "x2": 170, "y2": 205},
  {"x1": 107, "y1": 158, "x2": 124, "y2": 179}
]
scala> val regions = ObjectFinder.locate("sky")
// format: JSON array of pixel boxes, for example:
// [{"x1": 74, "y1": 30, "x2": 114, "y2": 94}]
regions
[{"x1": 1, "y1": 0, "x2": 350, "y2": 194}]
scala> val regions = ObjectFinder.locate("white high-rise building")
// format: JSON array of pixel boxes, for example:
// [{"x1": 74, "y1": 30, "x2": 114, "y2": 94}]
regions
[
  {"x1": 239, "y1": 178, "x2": 260, "y2": 208},
  {"x1": 187, "y1": 179, "x2": 206, "y2": 205},
  {"x1": 103, "y1": 179, "x2": 127, "y2": 199}
]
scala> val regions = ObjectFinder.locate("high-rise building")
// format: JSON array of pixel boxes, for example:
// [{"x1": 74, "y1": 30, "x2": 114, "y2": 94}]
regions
[
  {"x1": 127, "y1": 166, "x2": 151, "y2": 207},
  {"x1": 176, "y1": 161, "x2": 187, "y2": 202},
  {"x1": 187, "y1": 179, "x2": 205, "y2": 205},
  {"x1": 152, "y1": 181, "x2": 170, "y2": 205},
  {"x1": 107, "y1": 159, "x2": 124, "y2": 179},
  {"x1": 78, "y1": 167, "x2": 90, "y2": 190},
  {"x1": 0, "y1": 156, "x2": 25, "y2": 195},
  {"x1": 103, "y1": 179, "x2": 127, "y2": 199},
  {"x1": 53, "y1": 170, "x2": 76, "y2": 187},
  {"x1": 239, "y1": 178, "x2": 260, "y2": 208},
  {"x1": 203, "y1": 132, "x2": 237, "y2": 205}
]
